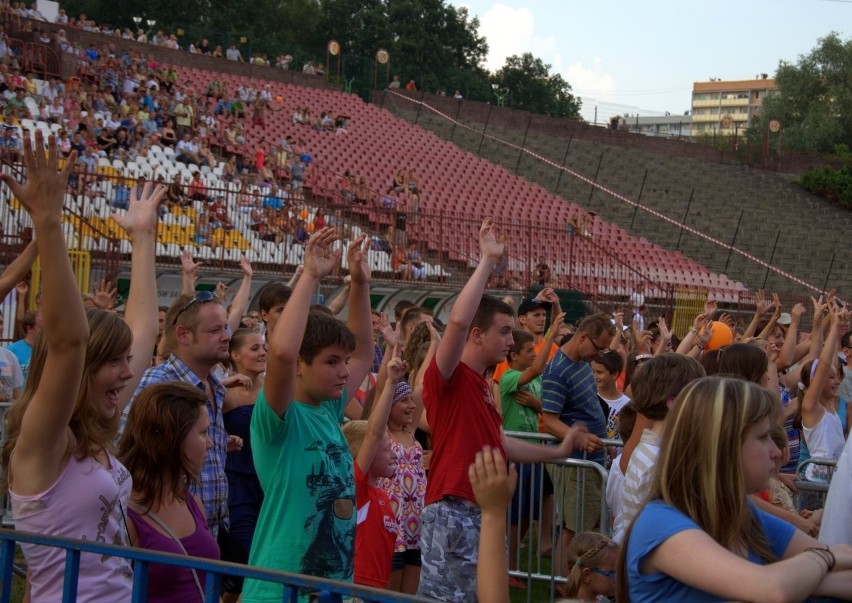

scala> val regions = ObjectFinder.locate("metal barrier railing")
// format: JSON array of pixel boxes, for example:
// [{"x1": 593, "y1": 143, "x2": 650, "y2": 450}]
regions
[
  {"x1": 794, "y1": 457, "x2": 838, "y2": 510},
  {"x1": 503, "y1": 431, "x2": 621, "y2": 602},
  {"x1": 0, "y1": 530, "x2": 428, "y2": 603}
]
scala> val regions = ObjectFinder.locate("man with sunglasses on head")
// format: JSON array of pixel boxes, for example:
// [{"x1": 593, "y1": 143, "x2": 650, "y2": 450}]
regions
[
  {"x1": 541, "y1": 312, "x2": 615, "y2": 586},
  {"x1": 119, "y1": 290, "x2": 234, "y2": 538}
]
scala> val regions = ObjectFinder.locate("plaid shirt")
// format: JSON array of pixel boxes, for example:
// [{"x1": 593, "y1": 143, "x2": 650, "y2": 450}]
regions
[{"x1": 120, "y1": 354, "x2": 229, "y2": 536}]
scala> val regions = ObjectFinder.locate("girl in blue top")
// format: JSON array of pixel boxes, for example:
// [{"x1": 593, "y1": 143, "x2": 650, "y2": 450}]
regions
[{"x1": 617, "y1": 376, "x2": 852, "y2": 603}]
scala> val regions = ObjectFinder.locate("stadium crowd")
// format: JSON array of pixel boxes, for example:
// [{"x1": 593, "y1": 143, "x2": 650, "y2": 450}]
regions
[
  {"x1": 0, "y1": 133, "x2": 850, "y2": 603},
  {"x1": 0, "y1": 5, "x2": 850, "y2": 603}
]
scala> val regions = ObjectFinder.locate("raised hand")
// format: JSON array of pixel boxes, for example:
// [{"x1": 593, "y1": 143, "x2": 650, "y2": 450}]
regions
[
  {"x1": 692, "y1": 311, "x2": 711, "y2": 332},
  {"x1": 548, "y1": 312, "x2": 565, "y2": 338},
  {"x1": 347, "y1": 233, "x2": 371, "y2": 285},
  {"x1": 386, "y1": 351, "x2": 408, "y2": 384},
  {"x1": 479, "y1": 217, "x2": 504, "y2": 261},
  {"x1": 239, "y1": 253, "x2": 253, "y2": 278},
  {"x1": 91, "y1": 278, "x2": 117, "y2": 311},
  {"x1": 791, "y1": 302, "x2": 806, "y2": 322},
  {"x1": 0, "y1": 131, "x2": 75, "y2": 222},
  {"x1": 425, "y1": 319, "x2": 441, "y2": 346},
  {"x1": 614, "y1": 311, "x2": 624, "y2": 334},
  {"x1": 704, "y1": 298, "x2": 718, "y2": 317},
  {"x1": 112, "y1": 181, "x2": 166, "y2": 237},
  {"x1": 718, "y1": 312, "x2": 736, "y2": 330},
  {"x1": 15, "y1": 281, "x2": 28, "y2": 297},
  {"x1": 811, "y1": 295, "x2": 829, "y2": 323},
  {"x1": 180, "y1": 247, "x2": 202, "y2": 276},
  {"x1": 215, "y1": 281, "x2": 227, "y2": 301},
  {"x1": 755, "y1": 289, "x2": 772, "y2": 316},
  {"x1": 379, "y1": 312, "x2": 398, "y2": 348},
  {"x1": 657, "y1": 316, "x2": 672, "y2": 342},
  {"x1": 770, "y1": 292, "x2": 782, "y2": 318},
  {"x1": 303, "y1": 227, "x2": 342, "y2": 280},
  {"x1": 537, "y1": 287, "x2": 559, "y2": 304}
]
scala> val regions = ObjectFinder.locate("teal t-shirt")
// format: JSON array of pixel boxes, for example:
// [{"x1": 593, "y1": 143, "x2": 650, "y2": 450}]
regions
[
  {"x1": 243, "y1": 388, "x2": 355, "y2": 602},
  {"x1": 5, "y1": 339, "x2": 32, "y2": 383},
  {"x1": 499, "y1": 368, "x2": 541, "y2": 433}
]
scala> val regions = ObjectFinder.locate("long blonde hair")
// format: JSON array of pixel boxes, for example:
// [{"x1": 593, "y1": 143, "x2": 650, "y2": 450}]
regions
[{"x1": 616, "y1": 376, "x2": 779, "y2": 602}]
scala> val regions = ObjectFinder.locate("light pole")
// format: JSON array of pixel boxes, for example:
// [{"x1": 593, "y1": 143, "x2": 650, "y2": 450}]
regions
[{"x1": 491, "y1": 84, "x2": 508, "y2": 107}]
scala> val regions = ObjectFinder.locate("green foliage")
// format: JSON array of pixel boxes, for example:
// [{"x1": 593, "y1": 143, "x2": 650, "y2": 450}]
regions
[
  {"x1": 797, "y1": 165, "x2": 852, "y2": 207},
  {"x1": 761, "y1": 32, "x2": 852, "y2": 153},
  {"x1": 494, "y1": 53, "x2": 582, "y2": 119}
]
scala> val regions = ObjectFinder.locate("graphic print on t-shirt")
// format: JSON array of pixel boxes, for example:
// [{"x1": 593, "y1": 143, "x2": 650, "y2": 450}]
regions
[{"x1": 300, "y1": 439, "x2": 355, "y2": 579}]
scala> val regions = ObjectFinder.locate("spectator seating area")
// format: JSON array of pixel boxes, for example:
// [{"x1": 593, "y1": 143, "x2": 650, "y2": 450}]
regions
[{"x1": 0, "y1": 53, "x2": 748, "y2": 300}]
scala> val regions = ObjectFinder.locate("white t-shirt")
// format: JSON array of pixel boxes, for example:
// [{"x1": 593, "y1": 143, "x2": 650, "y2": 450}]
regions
[
  {"x1": 607, "y1": 452, "x2": 626, "y2": 540},
  {"x1": 618, "y1": 429, "x2": 660, "y2": 543}
]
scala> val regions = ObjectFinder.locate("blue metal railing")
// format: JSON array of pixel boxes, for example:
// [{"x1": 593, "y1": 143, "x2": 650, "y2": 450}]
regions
[{"x1": 0, "y1": 530, "x2": 428, "y2": 603}]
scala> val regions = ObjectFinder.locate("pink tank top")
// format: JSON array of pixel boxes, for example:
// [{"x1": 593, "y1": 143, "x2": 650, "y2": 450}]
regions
[
  {"x1": 10, "y1": 452, "x2": 134, "y2": 602},
  {"x1": 127, "y1": 496, "x2": 220, "y2": 603}
]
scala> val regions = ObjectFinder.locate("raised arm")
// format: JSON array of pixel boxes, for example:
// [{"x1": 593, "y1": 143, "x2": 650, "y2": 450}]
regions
[
  {"x1": 0, "y1": 241, "x2": 37, "y2": 300},
  {"x1": 436, "y1": 217, "x2": 503, "y2": 380},
  {"x1": 413, "y1": 321, "x2": 440, "y2": 432},
  {"x1": 227, "y1": 254, "x2": 253, "y2": 333},
  {"x1": 802, "y1": 304, "x2": 846, "y2": 428},
  {"x1": 179, "y1": 248, "x2": 201, "y2": 296},
  {"x1": 756, "y1": 292, "x2": 782, "y2": 340},
  {"x1": 343, "y1": 235, "x2": 375, "y2": 398},
  {"x1": 325, "y1": 277, "x2": 350, "y2": 315},
  {"x1": 518, "y1": 312, "x2": 563, "y2": 386},
  {"x1": 264, "y1": 228, "x2": 340, "y2": 417},
  {"x1": 354, "y1": 354, "x2": 406, "y2": 474},
  {"x1": 5, "y1": 133, "x2": 89, "y2": 493},
  {"x1": 777, "y1": 303, "x2": 805, "y2": 371},
  {"x1": 470, "y1": 446, "x2": 517, "y2": 603},
  {"x1": 113, "y1": 181, "x2": 166, "y2": 413},
  {"x1": 742, "y1": 289, "x2": 771, "y2": 340}
]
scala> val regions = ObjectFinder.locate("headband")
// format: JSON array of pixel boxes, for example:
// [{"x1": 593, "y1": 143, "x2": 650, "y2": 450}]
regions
[{"x1": 392, "y1": 381, "x2": 413, "y2": 404}]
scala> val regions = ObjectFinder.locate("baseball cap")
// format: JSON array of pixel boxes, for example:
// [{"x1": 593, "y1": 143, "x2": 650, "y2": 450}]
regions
[
  {"x1": 517, "y1": 297, "x2": 551, "y2": 316},
  {"x1": 777, "y1": 313, "x2": 792, "y2": 326}
]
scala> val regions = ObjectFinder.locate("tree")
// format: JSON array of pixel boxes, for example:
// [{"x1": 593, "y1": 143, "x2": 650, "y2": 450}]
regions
[
  {"x1": 494, "y1": 53, "x2": 581, "y2": 119},
  {"x1": 759, "y1": 32, "x2": 852, "y2": 153}
]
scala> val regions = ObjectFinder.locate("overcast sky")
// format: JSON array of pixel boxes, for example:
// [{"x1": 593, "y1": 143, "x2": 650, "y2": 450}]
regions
[{"x1": 449, "y1": 0, "x2": 849, "y2": 122}]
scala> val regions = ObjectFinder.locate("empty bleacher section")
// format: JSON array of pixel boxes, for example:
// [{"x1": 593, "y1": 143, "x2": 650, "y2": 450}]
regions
[{"x1": 378, "y1": 91, "x2": 852, "y2": 298}]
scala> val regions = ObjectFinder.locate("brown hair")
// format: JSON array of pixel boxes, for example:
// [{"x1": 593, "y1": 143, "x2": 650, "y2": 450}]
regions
[
  {"x1": 630, "y1": 354, "x2": 705, "y2": 421},
  {"x1": 117, "y1": 382, "x2": 207, "y2": 508}
]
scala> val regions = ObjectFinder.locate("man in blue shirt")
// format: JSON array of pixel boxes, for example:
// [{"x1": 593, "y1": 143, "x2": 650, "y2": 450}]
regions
[{"x1": 541, "y1": 312, "x2": 614, "y2": 577}]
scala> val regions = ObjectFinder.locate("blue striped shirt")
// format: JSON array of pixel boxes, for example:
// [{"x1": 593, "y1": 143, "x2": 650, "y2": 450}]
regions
[
  {"x1": 542, "y1": 350, "x2": 607, "y2": 464},
  {"x1": 120, "y1": 354, "x2": 229, "y2": 536}
]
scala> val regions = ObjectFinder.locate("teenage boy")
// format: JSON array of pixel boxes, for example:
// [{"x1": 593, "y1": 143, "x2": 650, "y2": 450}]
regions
[
  {"x1": 343, "y1": 352, "x2": 407, "y2": 588},
  {"x1": 499, "y1": 314, "x2": 562, "y2": 587},
  {"x1": 616, "y1": 353, "x2": 704, "y2": 543},
  {"x1": 243, "y1": 229, "x2": 374, "y2": 602},
  {"x1": 417, "y1": 218, "x2": 586, "y2": 602}
]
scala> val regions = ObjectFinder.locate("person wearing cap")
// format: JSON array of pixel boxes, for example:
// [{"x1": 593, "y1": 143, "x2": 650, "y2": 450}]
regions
[{"x1": 492, "y1": 288, "x2": 562, "y2": 384}]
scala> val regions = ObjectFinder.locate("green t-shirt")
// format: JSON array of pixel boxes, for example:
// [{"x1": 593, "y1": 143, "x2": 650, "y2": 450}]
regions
[
  {"x1": 243, "y1": 388, "x2": 355, "y2": 602},
  {"x1": 499, "y1": 368, "x2": 541, "y2": 433}
]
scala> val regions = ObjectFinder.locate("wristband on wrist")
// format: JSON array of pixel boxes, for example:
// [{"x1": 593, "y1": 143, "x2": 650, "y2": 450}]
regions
[{"x1": 805, "y1": 546, "x2": 835, "y2": 572}]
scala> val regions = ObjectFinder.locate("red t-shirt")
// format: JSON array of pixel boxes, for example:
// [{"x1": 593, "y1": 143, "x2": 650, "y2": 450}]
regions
[
  {"x1": 354, "y1": 464, "x2": 397, "y2": 588},
  {"x1": 424, "y1": 357, "x2": 505, "y2": 505}
]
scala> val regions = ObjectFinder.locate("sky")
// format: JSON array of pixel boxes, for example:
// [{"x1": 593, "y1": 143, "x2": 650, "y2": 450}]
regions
[{"x1": 448, "y1": 0, "x2": 850, "y2": 123}]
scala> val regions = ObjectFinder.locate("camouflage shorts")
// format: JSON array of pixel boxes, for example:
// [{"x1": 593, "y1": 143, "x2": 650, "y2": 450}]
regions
[{"x1": 417, "y1": 498, "x2": 481, "y2": 602}]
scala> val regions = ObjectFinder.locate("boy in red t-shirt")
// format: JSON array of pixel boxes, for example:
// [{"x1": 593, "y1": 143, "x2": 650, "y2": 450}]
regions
[
  {"x1": 417, "y1": 217, "x2": 587, "y2": 602},
  {"x1": 343, "y1": 350, "x2": 407, "y2": 588}
]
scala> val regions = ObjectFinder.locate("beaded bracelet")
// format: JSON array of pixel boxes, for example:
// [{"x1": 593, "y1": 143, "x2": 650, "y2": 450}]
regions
[{"x1": 805, "y1": 546, "x2": 836, "y2": 572}]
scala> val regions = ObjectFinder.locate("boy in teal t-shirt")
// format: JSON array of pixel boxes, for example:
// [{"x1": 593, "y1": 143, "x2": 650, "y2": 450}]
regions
[{"x1": 243, "y1": 228, "x2": 375, "y2": 602}]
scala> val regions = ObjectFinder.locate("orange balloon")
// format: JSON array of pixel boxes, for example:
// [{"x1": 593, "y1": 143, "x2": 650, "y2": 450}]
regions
[
  {"x1": 703, "y1": 320, "x2": 733, "y2": 351},
  {"x1": 275, "y1": 95, "x2": 283, "y2": 104}
]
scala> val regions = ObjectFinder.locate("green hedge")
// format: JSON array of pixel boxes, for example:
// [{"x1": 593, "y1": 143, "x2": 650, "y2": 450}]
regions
[{"x1": 797, "y1": 165, "x2": 852, "y2": 208}]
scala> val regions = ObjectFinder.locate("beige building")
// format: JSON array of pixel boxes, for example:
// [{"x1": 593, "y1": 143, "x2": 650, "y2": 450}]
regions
[{"x1": 690, "y1": 78, "x2": 777, "y2": 136}]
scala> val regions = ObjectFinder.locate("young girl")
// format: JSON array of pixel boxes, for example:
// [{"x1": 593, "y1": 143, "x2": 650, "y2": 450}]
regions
[
  {"x1": 378, "y1": 321, "x2": 436, "y2": 593},
  {"x1": 221, "y1": 328, "x2": 267, "y2": 603},
  {"x1": 800, "y1": 303, "x2": 848, "y2": 482},
  {"x1": 564, "y1": 532, "x2": 619, "y2": 601},
  {"x1": 618, "y1": 376, "x2": 852, "y2": 602},
  {"x1": 1, "y1": 134, "x2": 165, "y2": 601},
  {"x1": 119, "y1": 382, "x2": 219, "y2": 602}
]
